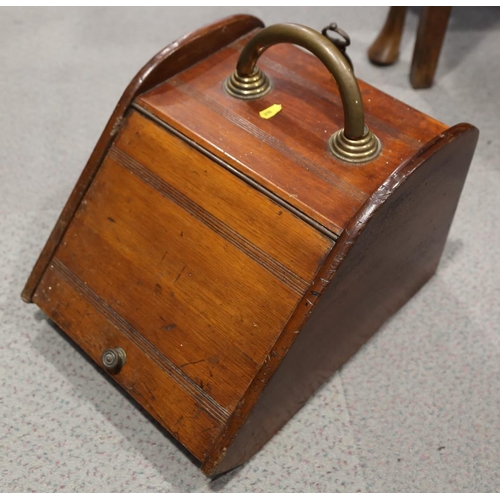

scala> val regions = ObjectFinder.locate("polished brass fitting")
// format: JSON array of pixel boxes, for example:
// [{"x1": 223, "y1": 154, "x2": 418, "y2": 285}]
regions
[
  {"x1": 224, "y1": 67, "x2": 272, "y2": 100},
  {"x1": 329, "y1": 127, "x2": 381, "y2": 163},
  {"x1": 101, "y1": 347, "x2": 126, "y2": 374}
]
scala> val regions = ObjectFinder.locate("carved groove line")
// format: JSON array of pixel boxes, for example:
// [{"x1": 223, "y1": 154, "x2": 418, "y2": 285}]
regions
[
  {"x1": 51, "y1": 258, "x2": 230, "y2": 424},
  {"x1": 133, "y1": 104, "x2": 340, "y2": 239},
  {"x1": 109, "y1": 146, "x2": 309, "y2": 296},
  {"x1": 168, "y1": 77, "x2": 367, "y2": 204}
]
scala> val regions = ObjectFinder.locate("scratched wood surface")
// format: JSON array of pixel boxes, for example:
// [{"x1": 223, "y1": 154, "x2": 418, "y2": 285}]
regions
[
  {"x1": 22, "y1": 14, "x2": 264, "y2": 304},
  {"x1": 32, "y1": 109, "x2": 332, "y2": 461}
]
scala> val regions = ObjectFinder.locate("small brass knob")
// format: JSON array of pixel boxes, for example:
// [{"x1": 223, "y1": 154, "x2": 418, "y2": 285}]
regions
[{"x1": 101, "y1": 347, "x2": 126, "y2": 373}]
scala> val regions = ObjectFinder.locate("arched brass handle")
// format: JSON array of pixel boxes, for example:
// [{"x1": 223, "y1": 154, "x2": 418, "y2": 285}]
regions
[{"x1": 224, "y1": 23, "x2": 381, "y2": 163}]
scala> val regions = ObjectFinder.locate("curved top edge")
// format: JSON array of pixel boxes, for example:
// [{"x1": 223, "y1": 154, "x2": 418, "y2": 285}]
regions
[
  {"x1": 20, "y1": 15, "x2": 265, "y2": 304},
  {"x1": 328, "y1": 122, "x2": 479, "y2": 273},
  {"x1": 127, "y1": 14, "x2": 265, "y2": 101}
]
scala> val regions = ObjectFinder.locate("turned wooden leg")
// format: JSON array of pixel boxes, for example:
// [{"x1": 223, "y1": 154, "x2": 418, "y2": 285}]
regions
[
  {"x1": 368, "y1": 7, "x2": 408, "y2": 66},
  {"x1": 410, "y1": 6, "x2": 452, "y2": 89}
]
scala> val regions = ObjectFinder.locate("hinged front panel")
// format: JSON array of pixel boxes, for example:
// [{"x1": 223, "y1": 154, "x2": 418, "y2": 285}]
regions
[{"x1": 33, "y1": 110, "x2": 333, "y2": 459}]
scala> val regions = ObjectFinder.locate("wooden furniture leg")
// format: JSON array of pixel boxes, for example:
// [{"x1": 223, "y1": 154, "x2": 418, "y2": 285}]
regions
[
  {"x1": 368, "y1": 7, "x2": 408, "y2": 65},
  {"x1": 410, "y1": 6, "x2": 452, "y2": 89}
]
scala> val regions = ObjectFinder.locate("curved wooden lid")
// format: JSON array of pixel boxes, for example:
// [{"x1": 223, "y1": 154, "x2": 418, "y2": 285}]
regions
[{"x1": 137, "y1": 29, "x2": 447, "y2": 236}]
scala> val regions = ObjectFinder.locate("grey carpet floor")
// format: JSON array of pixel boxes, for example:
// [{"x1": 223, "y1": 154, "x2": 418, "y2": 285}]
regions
[{"x1": 1, "y1": 7, "x2": 499, "y2": 493}]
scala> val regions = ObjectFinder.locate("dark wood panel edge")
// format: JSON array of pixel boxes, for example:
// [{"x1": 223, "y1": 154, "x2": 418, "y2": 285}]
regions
[
  {"x1": 21, "y1": 14, "x2": 264, "y2": 303},
  {"x1": 201, "y1": 122, "x2": 479, "y2": 476},
  {"x1": 326, "y1": 123, "x2": 479, "y2": 275}
]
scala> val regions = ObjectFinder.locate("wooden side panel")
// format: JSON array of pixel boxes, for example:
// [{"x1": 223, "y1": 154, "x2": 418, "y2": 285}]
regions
[{"x1": 204, "y1": 124, "x2": 479, "y2": 476}]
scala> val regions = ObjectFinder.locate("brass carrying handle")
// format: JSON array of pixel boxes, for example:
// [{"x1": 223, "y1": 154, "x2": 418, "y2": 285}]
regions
[{"x1": 224, "y1": 23, "x2": 381, "y2": 163}]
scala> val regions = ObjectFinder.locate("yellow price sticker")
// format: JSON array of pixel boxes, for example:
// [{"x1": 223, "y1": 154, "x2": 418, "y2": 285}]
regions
[{"x1": 259, "y1": 104, "x2": 282, "y2": 120}]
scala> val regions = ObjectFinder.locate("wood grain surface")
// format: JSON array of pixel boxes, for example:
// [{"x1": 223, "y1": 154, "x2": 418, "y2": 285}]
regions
[
  {"x1": 138, "y1": 30, "x2": 448, "y2": 235},
  {"x1": 24, "y1": 15, "x2": 478, "y2": 476},
  {"x1": 32, "y1": 108, "x2": 332, "y2": 460},
  {"x1": 22, "y1": 14, "x2": 264, "y2": 303},
  {"x1": 368, "y1": 6, "x2": 408, "y2": 66},
  {"x1": 411, "y1": 7, "x2": 452, "y2": 89},
  {"x1": 203, "y1": 122, "x2": 479, "y2": 476}
]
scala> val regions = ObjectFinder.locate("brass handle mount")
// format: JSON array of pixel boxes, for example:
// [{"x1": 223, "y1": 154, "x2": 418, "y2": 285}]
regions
[{"x1": 224, "y1": 23, "x2": 381, "y2": 163}]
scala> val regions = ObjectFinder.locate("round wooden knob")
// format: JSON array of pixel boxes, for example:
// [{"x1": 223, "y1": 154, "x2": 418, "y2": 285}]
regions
[{"x1": 101, "y1": 347, "x2": 126, "y2": 373}]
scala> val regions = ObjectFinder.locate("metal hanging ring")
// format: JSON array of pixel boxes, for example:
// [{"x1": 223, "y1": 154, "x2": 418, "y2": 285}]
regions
[{"x1": 321, "y1": 22, "x2": 353, "y2": 69}]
